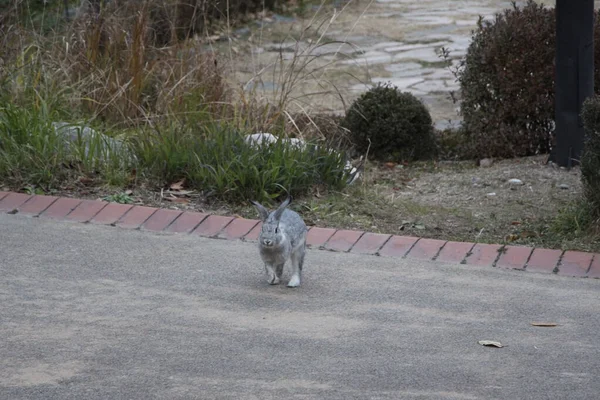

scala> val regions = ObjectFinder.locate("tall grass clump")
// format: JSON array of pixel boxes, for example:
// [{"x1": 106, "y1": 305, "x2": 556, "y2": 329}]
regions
[
  {"x1": 67, "y1": 1, "x2": 227, "y2": 124},
  {"x1": 132, "y1": 124, "x2": 352, "y2": 202},
  {"x1": 0, "y1": 103, "x2": 133, "y2": 189},
  {"x1": 229, "y1": 0, "x2": 366, "y2": 136},
  {"x1": 0, "y1": 103, "x2": 68, "y2": 187},
  {"x1": 1, "y1": 1, "x2": 228, "y2": 126},
  {"x1": 0, "y1": 0, "x2": 364, "y2": 203}
]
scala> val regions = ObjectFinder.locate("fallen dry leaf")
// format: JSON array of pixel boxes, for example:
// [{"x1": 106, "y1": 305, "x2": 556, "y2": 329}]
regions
[
  {"x1": 78, "y1": 176, "x2": 94, "y2": 185},
  {"x1": 478, "y1": 340, "x2": 503, "y2": 348},
  {"x1": 506, "y1": 234, "x2": 519, "y2": 242},
  {"x1": 169, "y1": 179, "x2": 186, "y2": 191},
  {"x1": 520, "y1": 230, "x2": 538, "y2": 239},
  {"x1": 531, "y1": 322, "x2": 557, "y2": 327},
  {"x1": 125, "y1": 189, "x2": 133, "y2": 195},
  {"x1": 384, "y1": 162, "x2": 397, "y2": 169}
]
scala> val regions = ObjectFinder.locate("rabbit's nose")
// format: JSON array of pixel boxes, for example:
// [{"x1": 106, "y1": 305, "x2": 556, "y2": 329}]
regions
[{"x1": 263, "y1": 239, "x2": 273, "y2": 246}]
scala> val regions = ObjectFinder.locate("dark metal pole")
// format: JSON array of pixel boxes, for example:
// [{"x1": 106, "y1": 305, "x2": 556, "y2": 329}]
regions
[
  {"x1": 64, "y1": 0, "x2": 70, "y2": 22},
  {"x1": 552, "y1": 0, "x2": 594, "y2": 167}
]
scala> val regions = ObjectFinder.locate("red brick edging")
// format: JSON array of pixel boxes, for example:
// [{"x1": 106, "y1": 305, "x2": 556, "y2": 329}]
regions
[{"x1": 1, "y1": 191, "x2": 599, "y2": 279}]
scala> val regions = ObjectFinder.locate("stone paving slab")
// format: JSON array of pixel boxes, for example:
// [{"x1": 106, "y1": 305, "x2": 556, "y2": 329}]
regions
[{"x1": 0, "y1": 192, "x2": 598, "y2": 279}]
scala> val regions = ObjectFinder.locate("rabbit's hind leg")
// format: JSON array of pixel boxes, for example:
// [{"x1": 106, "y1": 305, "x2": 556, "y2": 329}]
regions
[
  {"x1": 287, "y1": 245, "x2": 305, "y2": 288},
  {"x1": 265, "y1": 264, "x2": 280, "y2": 285}
]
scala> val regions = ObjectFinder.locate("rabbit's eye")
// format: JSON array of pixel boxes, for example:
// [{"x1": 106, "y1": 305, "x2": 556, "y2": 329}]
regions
[{"x1": 275, "y1": 227, "x2": 279, "y2": 233}]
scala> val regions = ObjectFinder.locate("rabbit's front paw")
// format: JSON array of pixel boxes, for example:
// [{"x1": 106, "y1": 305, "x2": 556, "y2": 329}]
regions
[
  {"x1": 267, "y1": 274, "x2": 280, "y2": 285},
  {"x1": 286, "y1": 275, "x2": 300, "y2": 288}
]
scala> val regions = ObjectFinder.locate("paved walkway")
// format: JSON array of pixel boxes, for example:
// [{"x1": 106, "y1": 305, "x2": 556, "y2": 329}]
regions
[
  {"x1": 1, "y1": 191, "x2": 598, "y2": 278},
  {"x1": 1, "y1": 202, "x2": 600, "y2": 399},
  {"x1": 248, "y1": 0, "x2": 535, "y2": 125},
  {"x1": 247, "y1": 1, "x2": 600, "y2": 126}
]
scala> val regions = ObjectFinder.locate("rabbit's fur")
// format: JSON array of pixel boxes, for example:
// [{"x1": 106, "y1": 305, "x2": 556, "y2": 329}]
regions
[{"x1": 251, "y1": 197, "x2": 307, "y2": 287}]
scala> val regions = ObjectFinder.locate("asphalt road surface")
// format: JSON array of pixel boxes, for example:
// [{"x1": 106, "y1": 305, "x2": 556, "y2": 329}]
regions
[{"x1": 1, "y1": 214, "x2": 599, "y2": 399}]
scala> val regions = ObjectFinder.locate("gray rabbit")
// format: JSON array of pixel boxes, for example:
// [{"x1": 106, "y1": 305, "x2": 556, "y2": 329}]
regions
[{"x1": 251, "y1": 197, "x2": 307, "y2": 288}]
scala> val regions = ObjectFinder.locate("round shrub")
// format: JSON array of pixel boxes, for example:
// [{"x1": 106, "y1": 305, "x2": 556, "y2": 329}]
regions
[
  {"x1": 458, "y1": 0, "x2": 556, "y2": 159},
  {"x1": 342, "y1": 83, "x2": 436, "y2": 161}
]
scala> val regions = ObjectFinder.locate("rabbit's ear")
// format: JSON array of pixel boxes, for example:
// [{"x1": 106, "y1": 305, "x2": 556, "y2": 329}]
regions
[
  {"x1": 273, "y1": 197, "x2": 291, "y2": 221},
  {"x1": 251, "y1": 201, "x2": 269, "y2": 222}
]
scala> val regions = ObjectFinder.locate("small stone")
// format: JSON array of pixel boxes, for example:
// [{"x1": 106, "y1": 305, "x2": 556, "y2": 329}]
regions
[
  {"x1": 558, "y1": 183, "x2": 569, "y2": 190},
  {"x1": 508, "y1": 179, "x2": 524, "y2": 186},
  {"x1": 486, "y1": 192, "x2": 496, "y2": 197},
  {"x1": 479, "y1": 158, "x2": 493, "y2": 168}
]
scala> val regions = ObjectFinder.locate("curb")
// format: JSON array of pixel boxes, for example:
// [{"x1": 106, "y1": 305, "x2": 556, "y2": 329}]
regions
[{"x1": 1, "y1": 191, "x2": 599, "y2": 279}]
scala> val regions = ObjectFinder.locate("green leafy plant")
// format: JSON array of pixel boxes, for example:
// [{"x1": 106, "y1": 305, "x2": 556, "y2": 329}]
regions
[
  {"x1": 342, "y1": 82, "x2": 436, "y2": 162},
  {"x1": 456, "y1": 1, "x2": 600, "y2": 159},
  {"x1": 580, "y1": 95, "x2": 600, "y2": 225},
  {"x1": 435, "y1": 125, "x2": 476, "y2": 161},
  {"x1": 458, "y1": 1, "x2": 556, "y2": 159},
  {"x1": 103, "y1": 192, "x2": 134, "y2": 204},
  {"x1": 132, "y1": 124, "x2": 352, "y2": 203},
  {"x1": 24, "y1": 185, "x2": 45, "y2": 195}
]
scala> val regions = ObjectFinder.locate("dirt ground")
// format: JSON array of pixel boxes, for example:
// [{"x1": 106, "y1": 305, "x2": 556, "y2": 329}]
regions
[{"x1": 39, "y1": 154, "x2": 598, "y2": 252}]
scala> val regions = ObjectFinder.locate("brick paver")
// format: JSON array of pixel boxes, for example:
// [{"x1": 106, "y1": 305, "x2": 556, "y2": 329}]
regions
[
  {"x1": 526, "y1": 248, "x2": 563, "y2": 273},
  {"x1": 378, "y1": 235, "x2": 419, "y2": 258},
  {"x1": 142, "y1": 209, "x2": 183, "y2": 232},
  {"x1": 116, "y1": 206, "x2": 157, "y2": 229},
  {"x1": 218, "y1": 218, "x2": 259, "y2": 240},
  {"x1": 0, "y1": 193, "x2": 32, "y2": 212},
  {"x1": 1, "y1": 191, "x2": 598, "y2": 280},
  {"x1": 406, "y1": 238, "x2": 447, "y2": 261},
  {"x1": 350, "y1": 233, "x2": 391, "y2": 255},
  {"x1": 165, "y1": 212, "x2": 207, "y2": 234},
  {"x1": 18, "y1": 195, "x2": 58, "y2": 216},
  {"x1": 496, "y1": 245, "x2": 533, "y2": 270},
  {"x1": 324, "y1": 230, "x2": 364, "y2": 252},
  {"x1": 588, "y1": 255, "x2": 600, "y2": 279},
  {"x1": 306, "y1": 227, "x2": 336, "y2": 248},
  {"x1": 244, "y1": 222, "x2": 263, "y2": 242},
  {"x1": 436, "y1": 241, "x2": 475, "y2": 264},
  {"x1": 65, "y1": 200, "x2": 108, "y2": 222},
  {"x1": 558, "y1": 251, "x2": 594, "y2": 277},
  {"x1": 192, "y1": 215, "x2": 234, "y2": 237},
  {"x1": 463, "y1": 243, "x2": 503, "y2": 267},
  {"x1": 41, "y1": 198, "x2": 83, "y2": 219},
  {"x1": 91, "y1": 203, "x2": 133, "y2": 225}
]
